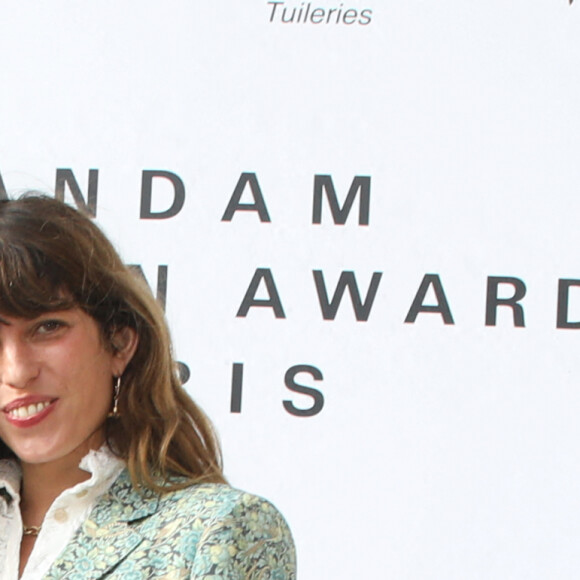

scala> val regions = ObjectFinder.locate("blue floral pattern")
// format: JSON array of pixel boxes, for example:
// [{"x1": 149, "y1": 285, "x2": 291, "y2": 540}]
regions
[{"x1": 44, "y1": 471, "x2": 296, "y2": 579}]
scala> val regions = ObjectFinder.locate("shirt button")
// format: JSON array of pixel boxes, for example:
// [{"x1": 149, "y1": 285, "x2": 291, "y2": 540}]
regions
[
  {"x1": 76, "y1": 489, "x2": 88, "y2": 499},
  {"x1": 53, "y1": 508, "x2": 69, "y2": 523}
]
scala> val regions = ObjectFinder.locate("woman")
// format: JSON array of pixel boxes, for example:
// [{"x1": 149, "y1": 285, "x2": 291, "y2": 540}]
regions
[{"x1": 0, "y1": 195, "x2": 296, "y2": 579}]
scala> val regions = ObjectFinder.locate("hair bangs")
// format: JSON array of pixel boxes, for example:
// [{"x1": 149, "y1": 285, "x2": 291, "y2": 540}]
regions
[{"x1": 0, "y1": 240, "x2": 76, "y2": 318}]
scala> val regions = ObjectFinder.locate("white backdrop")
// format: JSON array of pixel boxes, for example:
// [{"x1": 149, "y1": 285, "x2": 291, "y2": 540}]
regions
[{"x1": 1, "y1": 1, "x2": 580, "y2": 578}]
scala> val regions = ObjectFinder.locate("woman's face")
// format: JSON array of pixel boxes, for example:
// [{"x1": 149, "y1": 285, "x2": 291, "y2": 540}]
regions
[{"x1": 0, "y1": 308, "x2": 136, "y2": 467}]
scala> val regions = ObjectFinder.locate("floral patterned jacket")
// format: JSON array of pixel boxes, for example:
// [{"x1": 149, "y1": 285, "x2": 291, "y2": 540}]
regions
[{"x1": 43, "y1": 470, "x2": 296, "y2": 579}]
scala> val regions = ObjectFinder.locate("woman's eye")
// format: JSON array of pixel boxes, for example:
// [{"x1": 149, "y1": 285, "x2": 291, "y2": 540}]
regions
[{"x1": 36, "y1": 320, "x2": 65, "y2": 334}]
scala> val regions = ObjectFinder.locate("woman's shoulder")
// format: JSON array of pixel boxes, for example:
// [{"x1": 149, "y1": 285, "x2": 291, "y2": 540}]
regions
[
  {"x1": 159, "y1": 481, "x2": 292, "y2": 536},
  {"x1": 179, "y1": 484, "x2": 295, "y2": 577},
  {"x1": 146, "y1": 481, "x2": 296, "y2": 578},
  {"x1": 77, "y1": 472, "x2": 296, "y2": 578},
  {"x1": 108, "y1": 471, "x2": 289, "y2": 525},
  {"x1": 164, "y1": 480, "x2": 276, "y2": 509},
  {"x1": 107, "y1": 471, "x2": 294, "y2": 544}
]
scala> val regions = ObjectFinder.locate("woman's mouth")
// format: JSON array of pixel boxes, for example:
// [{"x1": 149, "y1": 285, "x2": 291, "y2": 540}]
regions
[
  {"x1": 3, "y1": 398, "x2": 57, "y2": 427},
  {"x1": 8, "y1": 401, "x2": 52, "y2": 419}
]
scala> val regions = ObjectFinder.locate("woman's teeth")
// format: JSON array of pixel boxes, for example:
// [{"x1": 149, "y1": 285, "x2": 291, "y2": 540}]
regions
[{"x1": 10, "y1": 401, "x2": 50, "y2": 419}]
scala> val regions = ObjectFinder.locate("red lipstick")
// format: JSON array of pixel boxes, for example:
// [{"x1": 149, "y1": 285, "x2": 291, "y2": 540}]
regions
[{"x1": 3, "y1": 396, "x2": 57, "y2": 428}]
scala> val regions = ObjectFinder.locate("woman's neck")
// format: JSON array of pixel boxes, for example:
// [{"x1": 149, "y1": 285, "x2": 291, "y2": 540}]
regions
[{"x1": 19, "y1": 446, "x2": 95, "y2": 525}]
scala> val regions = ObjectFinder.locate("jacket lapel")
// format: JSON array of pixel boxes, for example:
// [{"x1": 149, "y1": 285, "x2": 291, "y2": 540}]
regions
[{"x1": 44, "y1": 469, "x2": 160, "y2": 580}]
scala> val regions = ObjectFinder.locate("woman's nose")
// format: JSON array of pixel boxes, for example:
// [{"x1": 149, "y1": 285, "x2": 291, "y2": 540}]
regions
[{"x1": 0, "y1": 340, "x2": 39, "y2": 389}]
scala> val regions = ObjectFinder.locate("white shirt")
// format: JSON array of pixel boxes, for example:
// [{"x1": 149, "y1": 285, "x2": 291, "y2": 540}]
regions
[{"x1": 0, "y1": 447, "x2": 125, "y2": 580}]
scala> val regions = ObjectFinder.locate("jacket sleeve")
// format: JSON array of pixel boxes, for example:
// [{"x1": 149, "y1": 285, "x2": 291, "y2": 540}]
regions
[{"x1": 190, "y1": 492, "x2": 296, "y2": 579}]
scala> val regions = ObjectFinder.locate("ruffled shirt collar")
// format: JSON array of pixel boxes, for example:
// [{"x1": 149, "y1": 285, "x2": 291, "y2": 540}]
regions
[
  {"x1": 0, "y1": 457, "x2": 21, "y2": 509},
  {"x1": 0, "y1": 445, "x2": 125, "y2": 580}
]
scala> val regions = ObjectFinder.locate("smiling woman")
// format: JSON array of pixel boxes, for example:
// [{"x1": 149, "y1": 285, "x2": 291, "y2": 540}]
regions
[
  {"x1": 0, "y1": 195, "x2": 296, "y2": 580},
  {"x1": 0, "y1": 308, "x2": 132, "y2": 466}
]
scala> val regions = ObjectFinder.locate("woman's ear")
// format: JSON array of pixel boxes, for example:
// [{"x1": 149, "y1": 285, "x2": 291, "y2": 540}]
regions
[{"x1": 110, "y1": 327, "x2": 139, "y2": 375}]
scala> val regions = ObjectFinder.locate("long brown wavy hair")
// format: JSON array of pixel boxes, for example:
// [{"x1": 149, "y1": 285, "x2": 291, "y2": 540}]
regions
[{"x1": 0, "y1": 194, "x2": 226, "y2": 491}]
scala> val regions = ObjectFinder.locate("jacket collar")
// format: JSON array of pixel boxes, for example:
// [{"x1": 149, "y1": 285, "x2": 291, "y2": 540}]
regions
[{"x1": 44, "y1": 469, "x2": 161, "y2": 580}]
